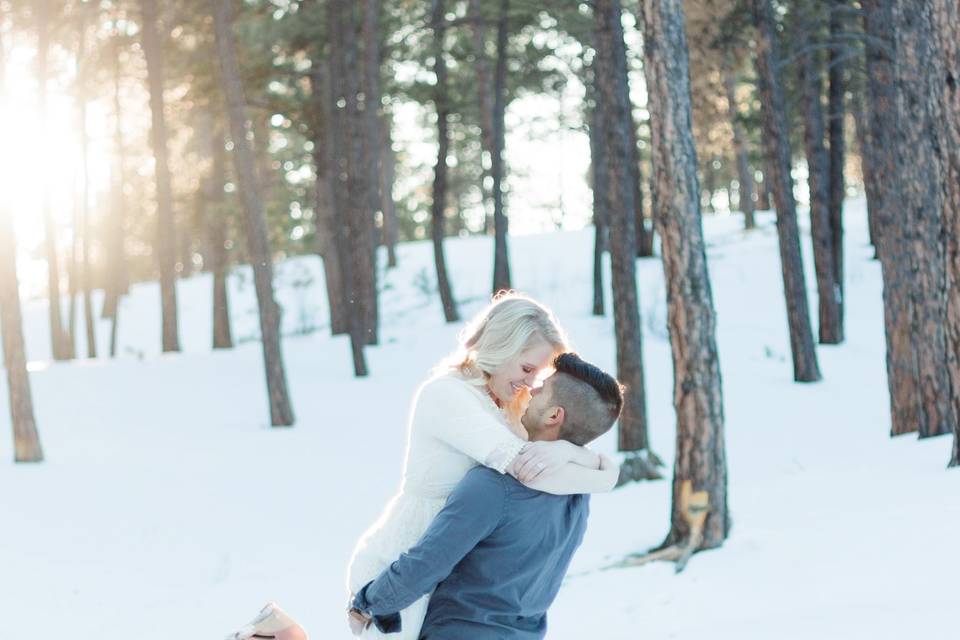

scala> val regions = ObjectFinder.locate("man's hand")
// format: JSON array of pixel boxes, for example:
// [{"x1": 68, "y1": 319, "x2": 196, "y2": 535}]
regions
[
  {"x1": 347, "y1": 608, "x2": 372, "y2": 636},
  {"x1": 511, "y1": 440, "x2": 578, "y2": 483}
]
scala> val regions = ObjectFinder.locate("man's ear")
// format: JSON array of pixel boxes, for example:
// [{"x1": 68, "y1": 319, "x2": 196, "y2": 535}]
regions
[{"x1": 546, "y1": 406, "x2": 565, "y2": 429}]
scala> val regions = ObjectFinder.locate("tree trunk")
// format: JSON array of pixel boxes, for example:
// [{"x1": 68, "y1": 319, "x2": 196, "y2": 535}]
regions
[
  {"x1": 327, "y1": 0, "x2": 370, "y2": 376},
  {"x1": 628, "y1": 116, "x2": 651, "y2": 258},
  {"x1": 140, "y1": 0, "x2": 180, "y2": 353},
  {"x1": 756, "y1": 169, "x2": 771, "y2": 210},
  {"x1": 103, "y1": 26, "x2": 130, "y2": 325},
  {"x1": 361, "y1": 0, "x2": 385, "y2": 333},
  {"x1": 798, "y1": 40, "x2": 842, "y2": 344},
  {"x1": 203, "y1": 119, "x2": 233, "y2": 350},
  {"x1": 850, "y1": 86, "x2": 879, "y2": 254},
  {"x1": 469, "y1": 0, "x2": 496, "y2": 236},
  {"x1": 752, "y1": 0, "x2": 821, "y2": 382},
  {"x1": 723, "y1": 67, "x2": 755, "y2": 229},
  {"x1": 212, "y1": 0, "x2": 295, "y2": 425},
  {"x1": 379, "y1": 112, "x2": 399, "y2": 268},
  {"x1": 0, "y1": 33, "x2": 43, "y2": 463},
  {"x1": 589, "y1": 78, "x2": 607, "y2": 317},
  {"x1": 827, "y1": 0, "x2": 846, "y2": 323},
  {"x1": 593, "y1": 0, "x2": 652, "y2": 464},
  {"x1": 430, "y1": 0, "x2": 459, "y2": 323},
  {"x1": 930, "y1": 0, "x2": 960, "y2": 463},
  {"x1": 36, "y1": 0, "x2": 68, "y2": 361},
  {"x1": 75, "y1": 6, "x2": 97, "y2": 359},
  {"x1": 641, "y1": 0, "x2": 728, "y2": 551},
  {"x1": 491, "y1": 0, "x2": 512, "y2": 294},
  {"x1": 308, "y1": 64, "x2": 347, "y2": 337},
  {"x1": 888, "y1": 0, "x2": 954, "y2": 439}
]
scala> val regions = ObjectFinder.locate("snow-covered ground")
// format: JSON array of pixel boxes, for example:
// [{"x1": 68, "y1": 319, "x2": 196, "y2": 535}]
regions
[{"x1": 2, "y1": 197, "x2": 957, "y2": 639}]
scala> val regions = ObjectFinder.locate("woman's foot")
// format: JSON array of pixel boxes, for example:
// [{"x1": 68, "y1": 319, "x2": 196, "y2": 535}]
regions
[{"x1": 225, "y1": 602, "x2": 308, "y2": 640}]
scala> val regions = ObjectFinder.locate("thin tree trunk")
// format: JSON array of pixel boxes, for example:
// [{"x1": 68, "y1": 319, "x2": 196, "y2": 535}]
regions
[
  {"x1": 379, "y1": 112, "x2": 399, "y2": 267},
  {"x1": 851, "y1": 86, "x2": 879, "y2": 254},
  {"x1": 629, "y1": 114, "x2": 651, "y2": 258},
  {"x1": 36, "y1": 0, "x2": 68, "y2": 361},
  {"x1": 140, "y1": 0, "x2": 180, "y2": 352},
  {"x1": 0, "y1": 32, "x2": 43, "y2": 463},
  {"x1": 798, "y1": 40, "x2": 842, "y2": 344},
  {"x1": 723, "y1": 66, "x2": 755, "y2": 229},
  {"x1": 752, "y1": 0, "x2": 821, "y2": 382},
  {"x1": 593, "y1": 0, "x2": 654, "y2": 473},
  {"x1": 75, "y1": 5, "x2": 97, "y2": 359},
  {"x1": 491, "y1": 0, "x2": 512, "y2": 294},
  {"x1": 430, "y1": 0, "x2": 459, "y2": 323},
  {"x1": 468, "y1": 0, "x2": 496, "y2": 236},
  {"x1": 327, "y1": 0, "x2": 369, "y2": 376},
  {"x1": 213, "y1": 0, "x2": 295, "y2": 425},
  {"x1": 103, "y1": 25, "x2": 130, "y2": 323},
  {"x1": 361, "y1": 0, "x2": 383, "y2": 339},
  {"x1": 888, "y1": 0, "x2": 954, "y2": 439},
  {"x1": 641, "y1": 0, "x2": 728, "y2": 552},
  {"x1": 827, "y1": 0, "x2": 845, "y2": 324},
  {"x1": 756, "y1": 169, "x2": 771, "y2": 210},
  {"x1": 203, "y1": 119, "x2": 233, "y2": 350},
  {"x1": 589, "y1": 77, "x2": 607, "y2": 317}
]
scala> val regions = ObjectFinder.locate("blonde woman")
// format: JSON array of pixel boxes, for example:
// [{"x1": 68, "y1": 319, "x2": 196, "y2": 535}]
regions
[{"x1": 228, "y1": 293, "x2": 618, "y2": 640}]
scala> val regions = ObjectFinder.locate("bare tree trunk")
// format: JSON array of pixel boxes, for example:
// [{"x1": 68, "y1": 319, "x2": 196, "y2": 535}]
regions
[
  {"x1": 74, "y1": 5, "x2": 97, "y2": 359},
  {"x1": 752, "y1": 0, "x2": 821, "y2": 382},
  {"x1": 589, "y1": 77, "x2": 607, "y2": 317},
  {"x1": 0, "y1": 33, "x2": 43, "y2": 463},
  {"x1": 430, "y1": 0, "x2": 459, "y2": 323},
  {"x1": 723, "y1": 66, "x2": 755, "y2": 229},
  {"x1": 888, "y1": 0, "x2": 954, "y2": 439},
  {"x1": 491, "y1": 0, "x2": 512, "y2": 294},
  {"x1": 380, "y1": 112, "x2": 399, "y2": 266},
  {"x1": 594, "y1": 0, "x2": 656, "y2": 479},
  {"x1": 103, "y1": 25, "x2": 130, "y2": 324},
  {"x1": 36, "y1": 0, "x2": 68, "y2": 361},
  {"x1": 756, "y1": 169, "x2": 771, "y2": 210},
  {"x1": 641, "y1": 0, "x2": 728, "y2": 552},
  {"x1": 851, "y1": 86, "x2": 879, "y2": 254},
  {"x1": 798, "y1": 39, "x2": 842, "y2": 344},
  {"x1": 361, "y1": 0, "x2": 384, "y2": 337},
  {"x1": 201, "y1": 118, "x2": 233, "y2": 350},
  {"x1": 930, "y1": 0, "x2": 960, "y2": 463},
  {"x1": 468, "y1": 0, "x2": 496, "y2": 236},
  {"x1": 213, "y1": 0, "x2": 295, "y2": 425},
  {"x1": 629, "y1": 114, "x2": 651, "y2": 258},
  {"x1": 327, "y1": 0, "x2": 370, "y2": 376},
  {"x1": 827, "y1": 0, "x2": 846, "y2": 324},
  {"x1": 140, "y1": 0, "x2": 180, "y2": 352}
]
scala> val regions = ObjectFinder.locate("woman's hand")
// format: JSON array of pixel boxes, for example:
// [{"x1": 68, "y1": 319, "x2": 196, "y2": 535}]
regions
[{"x1": 510, "y1": 440, "x2": 578, "y2": 484}]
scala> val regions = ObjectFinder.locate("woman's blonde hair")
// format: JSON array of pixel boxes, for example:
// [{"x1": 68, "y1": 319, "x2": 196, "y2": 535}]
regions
[{"x1": 441, "y1": 292, "x2": 569, "y2": 422}]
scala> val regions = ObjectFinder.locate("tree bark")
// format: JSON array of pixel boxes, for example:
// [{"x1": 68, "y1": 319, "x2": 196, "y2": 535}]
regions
[
  {"x1": 752, "y1": 0, "x2": 821, "y2": 382},
  {"x1": 641, "y1": 0, "x2": 728, "y2": 551},
  {"x1": 74, "y1": 5, "x2": 97, "y2": 359},
  {"x1": 103, "y1": 25, "x2": 130, "y2": 327},
  {"x1": 36, "y1": 0, "x2": 68, "y2": 361},
  {"x1": 628, "y1": 117, "x2": 651, "y2": 258},
  {"x1": 379, "y1": 112, "x2": 399, "y2": 267},
  {"x1": 202, "y1": 118, "x2": 233, "y2": 350},
  {"x1": 140, "y1": 0, "x2": 181, "y2": 353},
  {"x1": 827, "y1": 0, "x2": 846, "y2": 323},
  {"x1": 593, "y1": 0, "x2": 651, "y2": 458},
  {"x1": 723, "y1": 67, "x2": 755, "y2": 229},
  {"x1": 491, "y1": 0, "x2": 512, "y2": 294},
  {"x1": 850, "y1": 86, "x2": 879, "y2": 254},
  {"x1": 891, "y1": 0, "x2": 954, "y2": 439},
  {"x1": 589, "y1": 75, "x2": 607, "y2": 317},
  {"x1": 327, "y1": 0, "x2": 370, "y2": 376},
  {"x1": 430, "y1": 0, "x2": 460, "y2": 323},
  {"x1": 756, "y1": 168, "x2": 771, "y2": 210},
  {"x1": 468, "y1": 0, "x2": 497, "y2": 236},
  {"x1": 361, "y1": 0, "x2": 386, "y2": 328},
  {"x1": 798, "y1": 40, "x2": 842, "y2": 344},
  {"x1": 213, "y1": 0, "x2": 295, "y2": 425}
]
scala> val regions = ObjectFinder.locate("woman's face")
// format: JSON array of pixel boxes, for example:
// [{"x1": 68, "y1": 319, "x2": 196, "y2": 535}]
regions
[{"x1": 487, "y1": 337, "x2": 555, "y2": 405}]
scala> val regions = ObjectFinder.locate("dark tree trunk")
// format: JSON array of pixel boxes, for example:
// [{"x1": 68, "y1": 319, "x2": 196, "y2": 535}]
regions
[
  {"x1": 723, "y1": 67, "x2": 755, "y2": 229},
  {"x1": 327, "y1": 0, "x2": 370, "y2": 376},
  {"x1": 629, "y1": 117, "x2": 651, "y2": 258},
  {"x1": 756, "y1": 169, "x2": 771, "y2": 210},
  {"x1": 827, "y1": 0, "x2": 846, "y2": 323},
  {"x1": 429, "y1": 0, "x2": 459, "y2": 323},
  {"x1": 641, "y1": 0, "x2": 728, "y2": 552},
  {"x1": 202, "y1": 119, "x2": 233, "y2": 350},
  {"x1": 491, "y1": 0, "x2": 512, "y2": 294},
  {"x1": 0, "y1": 35, "x2": 43, "y2": 463},
  {"x1": 75, "y1": 6, "x2": 97, "y2": 359},
  {"x1": 862, "y1": 0, "x2": 923, "y2": 436},
  {"x1": 798, "y1": 41, "x2": 842, "y2": 344},
  {"x1": 379, "y1": 112, "x2": 399, "y2": 267},
  {"x1": 140, "y1": 0, "x2": 180, "y2": 353},
  {"x1": 309, "y1": 64, "x2": 347, "y2": 336},
  {"x1": 752, "y1": 0, "x2": 821, "y2": 382},
  {"x1": 850, "y1": 86, "x2": 879, "y2": 254},
  {"x1": 213, "y1": 0, "x2": 295, "y2": 425},
  {"x1": 930, "y1": 0, "x2": 960, "y2": 463},
  {"x1": 593, "y1": 0, "x2": 653, "y2": 468},
  {"x1": 361, "y1": 0, "x2": 386, "y2": 328},
  {"x1": 888, "y1": 0, "x2": 954, "y2": 439},
  {"x1": 103, "y1": 26, "x2": 130, "y2": 326},
  {"x1": 36, "y1": 0, "x2": 68, "y2": 361},
  {"x1": 589, "y1": 79, "x2": 607, "y2": 317},
  {"x1": 469, "y1": 0, "x2": 496, "y2": 236}
]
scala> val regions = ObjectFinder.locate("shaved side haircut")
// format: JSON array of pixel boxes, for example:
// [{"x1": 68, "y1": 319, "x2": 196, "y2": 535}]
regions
[{"x1": 551, "y1": 353, "x2": 624, "y2": 446}]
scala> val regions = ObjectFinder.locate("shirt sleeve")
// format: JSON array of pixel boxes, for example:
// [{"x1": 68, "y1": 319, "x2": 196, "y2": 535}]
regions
[
  {"x1": 522, "y1": 452, "x2": 619, "y2": 495},
  {"x1": 354, "y1": 469, "x2": 506, "y2": 621},
  {"x1": 420, "y1": 377, "x2": 526, "y2": 473}
]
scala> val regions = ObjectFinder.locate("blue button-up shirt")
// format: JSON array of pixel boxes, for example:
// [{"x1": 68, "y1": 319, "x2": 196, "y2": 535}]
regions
[{"x1": 354, "y1": 466, "x2": 589, "y2": 639}]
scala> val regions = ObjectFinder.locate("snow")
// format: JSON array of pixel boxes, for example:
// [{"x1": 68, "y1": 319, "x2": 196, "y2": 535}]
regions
[{"x1": 1, "y1": 197, "x2": 957, "y2": 639}]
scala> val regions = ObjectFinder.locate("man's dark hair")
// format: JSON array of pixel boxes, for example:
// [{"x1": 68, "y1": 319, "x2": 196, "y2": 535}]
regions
[{"x1": 550, "y1": 353, "x2": 624, "y2": 446}]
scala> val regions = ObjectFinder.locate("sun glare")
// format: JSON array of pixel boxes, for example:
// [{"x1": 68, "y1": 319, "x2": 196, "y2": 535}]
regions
[{"x1": 1, "y1": 42, "x2": 112, "y2": 298}]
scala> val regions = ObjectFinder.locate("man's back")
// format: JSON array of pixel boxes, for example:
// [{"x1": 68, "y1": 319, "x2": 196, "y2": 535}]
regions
[{"x1": 420, "y1": 467, "x2": 589, "y2": 639}]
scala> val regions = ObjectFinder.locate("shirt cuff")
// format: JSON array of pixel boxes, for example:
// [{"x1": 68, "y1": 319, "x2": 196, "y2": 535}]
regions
[{"x1": 354, "y1": 583, "x2": 403, "y2": 634}]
